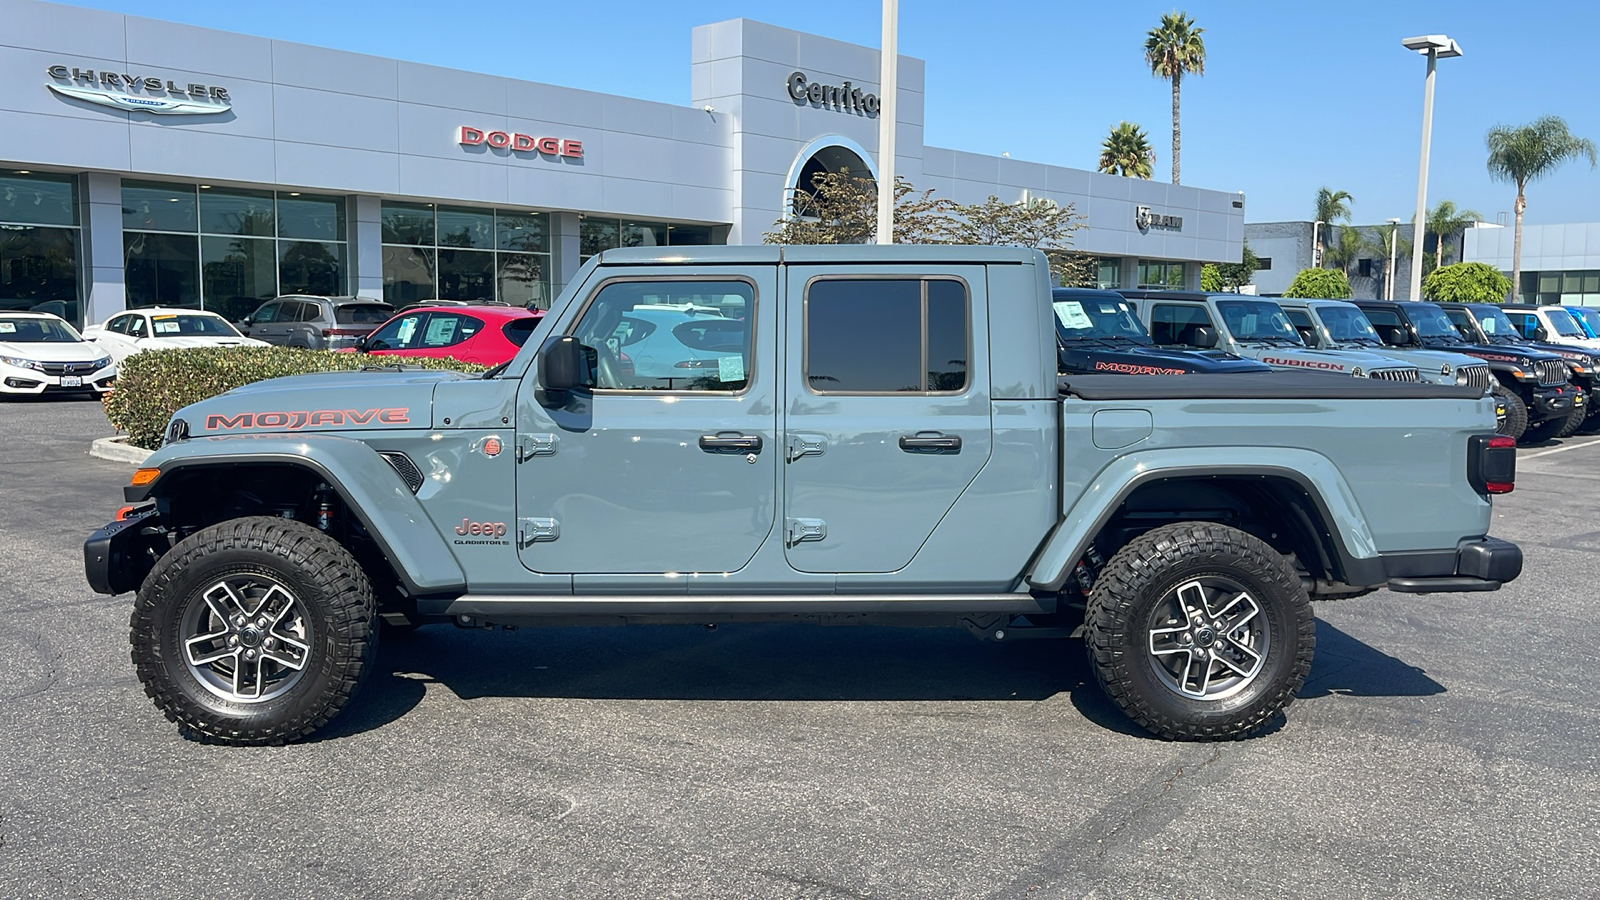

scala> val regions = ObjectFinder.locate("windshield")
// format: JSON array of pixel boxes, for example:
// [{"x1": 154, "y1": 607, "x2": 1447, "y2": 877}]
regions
[
  {"x1": 149, "y1": 313, "x2": 242, "y2": 338},
  {"x1": 1475, "y1": 307, "x2": 1523, "y2": 341},
  {"x1": 1544, "y1": 307, "x2": 1587, "y2": 338},
  {"x1": 1316, "y1": 305, "x2": 1382, "y2": 343},
  {"x1": 1567, "y1": 306, "x2": 1600, "y2": 338},
  {"x1": 1409, "y1": 305, "x2": 1462, "y2": 339},
  {"x1": 0, "y1": 316, "x2": 81, "y2": 342},
  {"x1": 1052, "y1": 298, "x2": 1151, "y2": 343},
  {"x1": 1215, "y1": 300, "x2": 1302, "y2": 344}
]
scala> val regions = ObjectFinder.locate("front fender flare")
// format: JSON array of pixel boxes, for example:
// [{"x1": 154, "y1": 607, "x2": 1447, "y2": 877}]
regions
[
  {"x1": 129, "y1": 435, "x2": 467, "y2": 596},
  {"x1": 1027, "y1": 447, "x2": 1379, "y2": 592}
]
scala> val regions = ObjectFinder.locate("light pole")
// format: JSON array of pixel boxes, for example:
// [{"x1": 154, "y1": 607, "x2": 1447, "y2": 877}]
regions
[
  {"x1": 1311, "y1": 220, "x2": 1324, "y2": 269},
  {"x1": 1386, "y1": 217, "x2": 1402, "y2": 300},
  {"x1": 1402, "y1": 34, "x2": 1462, "y2": 301},
  {"x1": 875, "y1": 0, "x2": 899, "y2": 244}
]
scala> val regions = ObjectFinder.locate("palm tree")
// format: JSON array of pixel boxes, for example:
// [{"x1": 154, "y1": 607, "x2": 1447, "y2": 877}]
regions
[
  {"x1": 1486, "y1": 115, "x2": 1597, "y2": 298},
  {"x1": 1425, "y1": 200, "x2": 1482, "y2": 270},
  {"x1": 1313, "y1": 187, "x2": 1353, "y2": 264},
  {"x1": 1322, "y1": 225, "x2": 1365, "y2": 278},
  {"x1": 1143, "y1": 11, "x2": 1205, "y2": 185},
  {"x1": 1366, "y1": 224, "x2": 1412, "y2": 299},
  {"x1": 1098, "y1": 122, "x2": 1154, "y2": 178}
]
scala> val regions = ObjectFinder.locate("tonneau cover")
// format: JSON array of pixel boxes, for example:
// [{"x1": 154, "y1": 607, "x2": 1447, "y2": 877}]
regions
[{"x1": 1058, "y1": 372, "x2": 1485, "y2": 401}]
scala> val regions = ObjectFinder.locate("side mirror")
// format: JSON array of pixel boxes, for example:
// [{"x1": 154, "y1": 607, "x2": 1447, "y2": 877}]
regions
[
  {"x1": 537, "y1": 335, "x2": 590, "y2": 405},
  {"x1": 1380, "y1": 329, "x2": 1408, "y2": 346},
  {"x1": 354, "y1": 334, "x2": 369, "y2": 352},
  {"x1": 240, "y1": 316, "x2": 253, "y2": 328},
  {"x1": 1534, "y1": 326, "x2": 1549, "y2": 340},
  {"x1": 1191, "y1": 326, "x2": 1219, "y2": 349}
]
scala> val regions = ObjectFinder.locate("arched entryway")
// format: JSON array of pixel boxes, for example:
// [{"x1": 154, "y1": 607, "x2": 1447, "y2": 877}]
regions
[{"x1": 784, "y1": 135, "x2": 878, "y2": 218}]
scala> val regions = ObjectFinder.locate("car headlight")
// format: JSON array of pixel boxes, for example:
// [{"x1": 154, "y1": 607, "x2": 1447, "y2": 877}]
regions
[
  {"x1": 1441, "y1": 364, "x2": 1452, "y2": 376},
  {"x1": 93, "y1": 355, "x2": 112, "y2": 369},
  {"x1": 1455, "y1": 367, "x2": 1471, "y2": 385},
  {"x1": 0, "y1": 355, "x2": 41, "y2": 370},
  {"x1": 1350, "y1": 367, "x2": 1364, "y2": 377}
]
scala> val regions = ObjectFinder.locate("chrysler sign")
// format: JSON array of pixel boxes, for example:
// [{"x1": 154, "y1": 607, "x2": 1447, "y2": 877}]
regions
[
  {"x1": 46, "y1": 65, "x2": 231, "y2": 115},
  {"x1": 459, "y1": 127, "x2": 583, "y2": 159}
]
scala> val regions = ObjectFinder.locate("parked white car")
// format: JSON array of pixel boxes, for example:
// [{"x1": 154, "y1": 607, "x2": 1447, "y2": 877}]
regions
[
  {"x1": 84, "y1": 307, "x2": 267, "y2": 363},
  {"x1": 0, "y1": 312, "x2": 116, "y2": 397}
]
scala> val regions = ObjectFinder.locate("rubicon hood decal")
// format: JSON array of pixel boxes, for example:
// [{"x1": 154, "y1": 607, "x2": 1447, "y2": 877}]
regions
[{"x1": 49, "y1": 83, "x2": 231, "y2": 116}]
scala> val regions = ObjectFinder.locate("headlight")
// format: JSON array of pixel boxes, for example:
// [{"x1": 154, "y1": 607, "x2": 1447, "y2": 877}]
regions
[
  {"x1": 1455, "y1": 367, "x2": 1471, "y2": 385},
  {"x1": 0, "y1": 355, "x2": 41, "y2": 370},
  {"x1": 1441, "y1": 364, "x2": 1452, "y2": 376},
  {"x1": 93, "y1": 356, "x2": 112, "y2": 369},
  {"x1": 1351, "y1": 367, "x2": 1364, "y2": 377}
]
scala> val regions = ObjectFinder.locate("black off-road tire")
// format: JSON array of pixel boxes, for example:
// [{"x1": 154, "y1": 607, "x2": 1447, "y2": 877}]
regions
[
  {"x1": 129, "y1": 516, "x2": 377, "y2": 745},
  {"x1": 1492, "y1": 384, "x2": 1527, "y2": 441},
  {"x1": 1555, "y1": 397, "x2": 1587, "y2": 438},
  {"x1": 1085, "y1": 522, "x2": 1315, "y2": 741}
]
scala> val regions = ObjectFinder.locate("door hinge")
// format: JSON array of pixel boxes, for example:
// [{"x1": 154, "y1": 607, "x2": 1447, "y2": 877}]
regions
[
  {"x1": 786, "y1": 434, "x2": 826, "y2": 462},
  {"x1": 517, "y1": 433, "x2": 557, "y2": 461},
  {"x1": 785, "y1": 517, "x2": 827, "y2": 546},
  {"x1": 517, "y1": 517, "x2": 560, "y2": 547}
]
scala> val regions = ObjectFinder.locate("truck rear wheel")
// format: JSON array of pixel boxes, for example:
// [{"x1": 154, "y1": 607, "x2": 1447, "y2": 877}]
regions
[
  {"x1": 1492, "y1": 384, "x2": 1527, "y2": 441},
  {"x1": 129, "y1": 516, "x2": 377, "y2": 745},
  {"x1": 1085, "y1": 522, "x2": 1314, "y2": 741},
  {"x1": 1555, "y1": 399, "x2": 1587, "y2": 438}
]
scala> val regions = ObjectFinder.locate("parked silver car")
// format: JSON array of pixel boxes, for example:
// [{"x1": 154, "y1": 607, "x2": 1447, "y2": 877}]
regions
[{"x1": 239, "y1": 295, "x2": 394, "y2": 350}]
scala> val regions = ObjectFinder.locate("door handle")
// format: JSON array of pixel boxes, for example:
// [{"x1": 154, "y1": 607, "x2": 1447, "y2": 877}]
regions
[
  {"x1": 899, "y1": 432, "x2": 962, "y2": 454},
  {"x1": 699, "y1": 433, "x2": 763, "y2": 453}
]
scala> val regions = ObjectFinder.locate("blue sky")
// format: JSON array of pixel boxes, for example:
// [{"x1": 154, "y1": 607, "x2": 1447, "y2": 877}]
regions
[{"x1": 66, "y1": 0, "x2": 1600, "y2": 226}]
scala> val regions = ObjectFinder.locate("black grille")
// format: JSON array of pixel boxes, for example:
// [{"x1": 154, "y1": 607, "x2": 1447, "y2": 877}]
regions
[
  {"x1": 1371, "y1": 368, "x2": 1420, "y2": 382},
  {"x1": 1460, "y1": 365, "x2": 1491, "y2": 391},
  {"x1": 1536, "y1": 359, "x2": 1568, "y2": 387},
  {"x1": 379, "y1": 451, "x2": 423, "y2": 493},
  {"x1": 39, "y1": 361, "x2": 100, "y2": 376}
]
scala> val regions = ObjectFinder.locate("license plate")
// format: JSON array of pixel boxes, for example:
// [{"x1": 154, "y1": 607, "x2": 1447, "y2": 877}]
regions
[{"x1": 60, "y1": 376, "x2": 82, "y2": 387}]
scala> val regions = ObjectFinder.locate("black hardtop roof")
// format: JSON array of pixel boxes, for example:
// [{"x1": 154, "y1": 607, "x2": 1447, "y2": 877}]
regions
[{"x1": 1052, "y1": 287, "x2": 1129, "y2": 300}]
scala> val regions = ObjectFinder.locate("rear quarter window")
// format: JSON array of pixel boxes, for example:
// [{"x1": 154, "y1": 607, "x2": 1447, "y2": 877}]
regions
[
  {"x1": 501, "y1": 317, "x2": 543, "y2": 347},
  {"x1": 337, "y1": 303, "x2": 395, "y2": 325}
]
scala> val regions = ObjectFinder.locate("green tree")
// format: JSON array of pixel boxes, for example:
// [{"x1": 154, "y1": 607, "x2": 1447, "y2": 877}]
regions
[
  {"x1": 1200, "y1": 264, "x2": 1222, "y2": 291},
  {"x1": 1201, "y1": 241, "x2": 1259, "y2": 292},
  {"x1": 1485, "y1": 115, "x2": 1598, "y2": 297},
  {"x1": 1098, "y1": 121, "x2": 1154, "y2": 178},
  {"x1": 1313, "y1": 187, "x2": 1353, "y2": 262},
  {"x1": 1422, "y1": 262, "x2": 1514, "y2": 304},
  {"x1": 1143, "y1": 11, "x2": 1205, "y2": 185},
  {"x1": 950, "y1": 194, "x2": 1092, "y2": 286},
  {"x1": 1365, "y1": 223, "x2": 1412, "y2": 298},
  {"x1": 765, "y1": 170, "x2": 959, "y2": 245},
  {"x1": 1425, "y1": 200, "x2": 1482, "y2": 269},
  {"x1": 1283, "y1": 268, "x2": 1352, "y2": 299},
  {"x1": 1321, "y1": 226, "x2": 1365, "y2": 278}
]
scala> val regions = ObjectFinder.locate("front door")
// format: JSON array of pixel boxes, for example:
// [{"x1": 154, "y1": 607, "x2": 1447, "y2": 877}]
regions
[
  {"x1": 515, "y1": 269, "x2": 778, "y2": 576},
  {"x1": 781, "y1": 267, "x2": 993, "y2": 574}
]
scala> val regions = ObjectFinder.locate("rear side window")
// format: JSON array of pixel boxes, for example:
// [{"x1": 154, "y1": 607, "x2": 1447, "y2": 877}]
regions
[
  {"x1": 805, "y1": 278, "x2": 969, "y2": 393},
  {"x1": 501, "y1": 317, "x2": 542, "y2": 347},
  {"x1": 1149, "y1": 304, "x2": 1213, "y2": 346},
  {"x1": 337, "y1": 303, "x2": 395, "y2": 325},
  {"x1": 419, "y1": 313, "x2": 481, "y2": 348}
]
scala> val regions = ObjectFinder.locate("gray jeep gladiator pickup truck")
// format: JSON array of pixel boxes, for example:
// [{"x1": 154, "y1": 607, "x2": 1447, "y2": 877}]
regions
[{"x1": 85, "y1": 246, "x2": 1522, "y2": 746}]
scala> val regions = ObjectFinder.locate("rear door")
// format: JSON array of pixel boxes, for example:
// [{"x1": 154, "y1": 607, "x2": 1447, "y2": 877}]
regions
[{"x1": 781, "y1": 267, "x2": 992, "y2": 574}]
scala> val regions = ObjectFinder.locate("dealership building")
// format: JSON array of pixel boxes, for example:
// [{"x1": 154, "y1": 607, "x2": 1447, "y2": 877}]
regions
[{"x1": 0, "y1": 0, "x2": 1247, "y2": 327}]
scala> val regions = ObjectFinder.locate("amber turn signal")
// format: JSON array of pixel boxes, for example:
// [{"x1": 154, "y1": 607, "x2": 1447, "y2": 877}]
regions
[{"x1": 130, "y1": 468, "x2": 160, "y2": 486}]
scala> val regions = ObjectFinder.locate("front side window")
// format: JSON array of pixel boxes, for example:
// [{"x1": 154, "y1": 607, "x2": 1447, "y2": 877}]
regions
[
  {"x1": 127, "y1": 316, "x2": 147, "y2": 337},
  {"x1": 1148, "y1": 303, "x2": 1213, "y2": 346},
  {"x1": 1282, "y1": 308, "x2": 1319, "y2": 345},
  {"x1": 571, "y1": 280, "x2": 754, "y2": 392},
  {"x1": 805, "y1": 278, "x2": 969, "y2": 394},
  {"x1": 367, "y1": 313, "x2": 425, "y2": 351}
]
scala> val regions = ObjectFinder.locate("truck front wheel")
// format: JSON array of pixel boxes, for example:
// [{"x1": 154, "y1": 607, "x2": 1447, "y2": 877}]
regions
[
  {"x1": 129, "y1": 516, "x2": 377, "y2": 745},
  {"x1": 1492, "y1": 384, "x2": 1527, "y2": 441},
  {"x1": 1085, "y1": 522, "x2": 1314, "y2": 741}
]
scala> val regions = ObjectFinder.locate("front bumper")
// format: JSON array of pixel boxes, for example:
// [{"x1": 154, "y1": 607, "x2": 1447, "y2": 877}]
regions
[
  {"x1": 1528, "y1": 386, "x2": 1572, "y2": 421},
  {"x1": 83, "y1": 507, "x2": 162, "y2": 595},
  {"x1": 0, "y1": 361, "x2": 116, "y2": 394},
  {"x1": 1384, "y1": 537, "x2": 1523, "y2": 593}
]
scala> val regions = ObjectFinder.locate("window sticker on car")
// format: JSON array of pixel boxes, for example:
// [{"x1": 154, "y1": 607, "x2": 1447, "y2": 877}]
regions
[
  {"x1": 0, "y1": 322, "x2": 13, "y2": 333},
  {"x1": 1100, "y1": 304, "x2": 1121, "y2": 314},
  {"x1": 718, "y1": 355, "x2": 745, "y2": 382},
  {"x1": 396, "y1": 318, "x2": 419, "y2": 345},
  {"x1": 1053, "y1": 301, "x2": 1093, "y2": 330},
  {"x1": 424, "y1": 318, "x2": 458, "y2": 345},
  {"x1": 154, "y1": 320, "x2": 180, "y2": 334}
]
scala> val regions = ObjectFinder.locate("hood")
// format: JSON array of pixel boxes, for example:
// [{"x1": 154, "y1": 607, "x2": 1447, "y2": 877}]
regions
[
  {"x1": 138, "y1": 335, "x2": 268, "y2": 350},
  {"x1": 1538, "y1": 334, "x2": 1600, "y2": 353},
  {"x1": 1060, "y1": 344, "x2": 1270, "y2": 375},
  {"x1": 1525, "y1": 341, "x2": 1600, "y2": 365},
  {"x1": 0, "y1": 339, "x2": 109, "y2": 363},
  {"x1": 1246, "y1": 347, "x2": 1412, "y2": 376},
  {"x1": 176, "y1": 368, "x2": 468, "y2": 437},
  {"x1": 1451, "y1": 344, "x2": 1563, "y2": 365}
]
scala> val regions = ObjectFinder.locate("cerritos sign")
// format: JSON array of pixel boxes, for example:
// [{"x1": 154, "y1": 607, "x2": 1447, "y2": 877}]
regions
[
  {"x1": 786, "y1": 71, "x2": 879, "y2": 116},
  {"x1": 459, "y1": 127, "x2": 583, "y2": 159},
  {"x1": 46, "y1": 64, "x2": 231, "y2": 115}
]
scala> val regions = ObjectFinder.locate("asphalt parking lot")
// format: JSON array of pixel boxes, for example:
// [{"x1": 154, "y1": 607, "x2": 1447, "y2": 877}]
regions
[{"x1": 1, "y1": 399, "x2": 1596, "y2": 900}]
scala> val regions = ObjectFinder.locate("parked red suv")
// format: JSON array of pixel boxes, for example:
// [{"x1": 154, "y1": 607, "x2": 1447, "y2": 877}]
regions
[{"x1": 350, "y1": 305, "x2": 545, "y2": 366}]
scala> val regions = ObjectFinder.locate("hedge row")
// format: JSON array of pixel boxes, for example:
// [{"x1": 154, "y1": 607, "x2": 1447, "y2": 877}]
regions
[{"x1": 104, "y1": 347, "x2": 485, "y2": 450}]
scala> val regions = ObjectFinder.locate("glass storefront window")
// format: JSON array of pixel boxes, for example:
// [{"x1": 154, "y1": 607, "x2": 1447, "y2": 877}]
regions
[
  {"x1": 381, "y1": 202, "x2": 435, "y2": 245},
  {"x1": 123, "y1": 181, "x2": 198, "y2": 233},
  {"x1": 0, "y1": 172, "x2": 77, "y2": 227},
  {"x1": 382, "y1": 246, "x2": 434, "y2": 305},
  {"x1": 436, "y1": 249, "x2": 496, "y2": 301},
  {"x1": 199, "y1": 188, "x2": 274, "y2": 237},
  {"x1": 125, "y1": 231, "x2": 200, "y2": 308},
  {"x1": 123, "y1": 181, "x2": 350, "y2": 315},
  {"x1": 278, "y1": 194, "x2": 345, "y2": 241},
  {"x1": 580, "y1": 218, "x2": 619, "y2": 258},
  {"x1": 436, "y1": 207, "x2": 494, "y2": 249},
  {"x1": 668, "y1": 224, "x2": 714, "y2": 246},
  {"x1": 497, "y1": 253, "x2": 545, "y2": 307},
  {"x1": 1137, "y1": 260, "x2": 1185, "y2": 289},
  {"x1": 498, "y1": 213, "x2": 547, "y2": 253},
  {"x1": 1095, "y1": 258, "x2": 1121, "y2": 289},
  {"x1": 621, "y1": 221, "x2": 668, "y2": 248},
  {"x1": 0, "y1": 225, "x2": 80, "y2": 321},
  {"x1": 278, "y1": 241, "x2": 346, "y2": 298}
]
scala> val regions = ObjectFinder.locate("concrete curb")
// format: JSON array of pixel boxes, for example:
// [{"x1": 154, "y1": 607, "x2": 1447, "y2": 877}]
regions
[{"x1": 90, "y1": 436, "x2": 153, "y2": 465}]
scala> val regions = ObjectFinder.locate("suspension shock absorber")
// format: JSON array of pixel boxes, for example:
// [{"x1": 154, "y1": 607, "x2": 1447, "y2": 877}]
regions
[
  {"x1": 313, "y1": 484, "x2": 334, "y2": 532},
  {"x1": 1073, "y1": 546, "x2": 1105, "y2": 595}
]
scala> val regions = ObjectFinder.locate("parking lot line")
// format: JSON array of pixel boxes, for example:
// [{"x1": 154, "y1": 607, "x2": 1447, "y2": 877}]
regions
[{"x1": 1522, "y1": 437, "x2": 1600, "y2": 459}]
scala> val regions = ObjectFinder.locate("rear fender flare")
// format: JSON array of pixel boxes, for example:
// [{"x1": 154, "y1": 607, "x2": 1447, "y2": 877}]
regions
[
  {"x1": 129, "y1": 435, "x2": 466, "y2": 596},
  {"x1": 1027, "y1": 447, "x2": 1378, "y2": 592}
]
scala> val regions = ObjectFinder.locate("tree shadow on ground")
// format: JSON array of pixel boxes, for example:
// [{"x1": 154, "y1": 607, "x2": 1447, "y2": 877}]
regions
[{"x1": 317, "y1": 616, "x2": 1442, "y2": 741}]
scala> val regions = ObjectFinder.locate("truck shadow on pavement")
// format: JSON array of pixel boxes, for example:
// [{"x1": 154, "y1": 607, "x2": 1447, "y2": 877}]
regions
[{"x1": 315, "y1": 618, "x2": 1444, "y2": 742}]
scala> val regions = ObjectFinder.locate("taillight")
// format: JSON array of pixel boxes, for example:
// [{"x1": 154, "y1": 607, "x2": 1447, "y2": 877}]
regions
[
  {"x1": 324, "y1": 327, "x2": 366, "y2": 337},
  {"x1": 1468, "y1": 434, "x2": 1517, "y2": 495}
]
